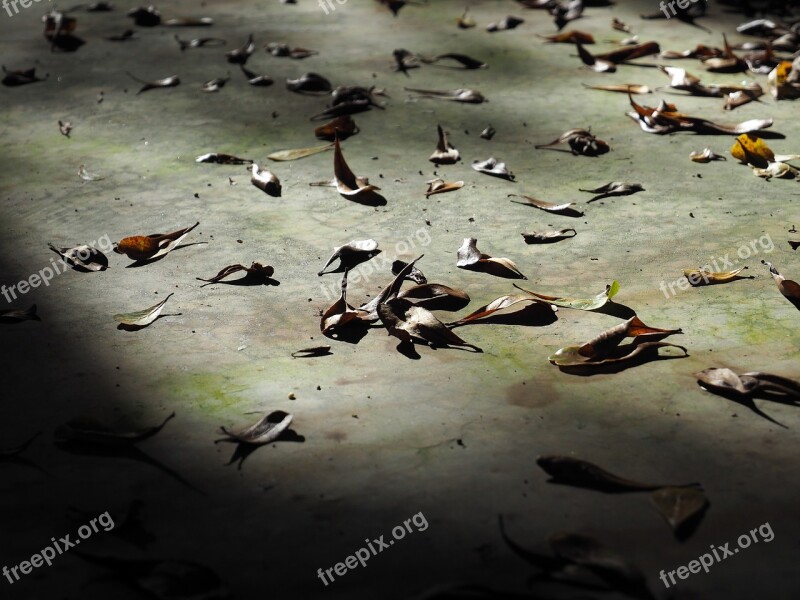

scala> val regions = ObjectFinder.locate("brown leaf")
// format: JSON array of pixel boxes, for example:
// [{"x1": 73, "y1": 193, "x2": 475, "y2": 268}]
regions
[
  {"x1": 429, "y1": 125, "x2": 460, "y2": 164},
  {"x1": 456, "y1": 238, "x2": 526, "y2": 279},
  {"x1": 578, "y1": 315, "x2": 682, "y2": 359},
  {"x1": 196, "y1": 262, "x2": 275, "y2": 286},
  {"x1": 318, "y1": 240, "x2": 380, "y2": 276},
  {"x1": 538, "y1": 30, "x2": 595, "y2": 44},
  {"x1": 582, "y1": 83, "x2": 651, "y2": 94},
  {"x1": 314, "y1": 115, "x2": 359, "y2": 141},
  {"x1": 521, "y1": 229, "x2": 576, "y2": 243},
  {"x1": 578, "y1": 181, "x2": 643, "y2": 202},
  {"x1": 762, "y1": 260, "x2": 800, "y2": 307},
  {"x1": 595, "y1": 41, "x2": 660, "y2": 63},
  {"x1": 448, "y1": 295, "x2": 549, "y2": 327},
  {"x1": 397, "y1": 284, "x2": 470, "y2": 312},
  {"x1": 48, "y1": 243, "x2": 109, "y2": 272},
  {"x1": 114, "y1": 222, "x2": 199, "y2": 262},
  {"x1": 250, "y1": 164, "x2": 281, "y2": 196},
  {"x1": 377, "y1": 298, "x2": 481, "y2": 351},
  {"x1": 575, "y1": 42, "x2": 616, "y2": 72},
  {"x1": 419, "y1": 53, "x2": 487, "y2": 69},
  {"x1": 425, "y1": 178, "x2": 464, "y2": 197},
  {"x1": 651, "y1": 486, "x2": 709, "y2": 540},
  {"x1": 508, "y1": 194, "x2": 584, "y2": 217},
  {"x1": 690, "y1": 148, "x2": 726, "y2": 163},
  {"x1": 225, "y1": 34, "x2": 255, "y2": 64},
  {"x1": 535, "y1": 129, "x2": 609, "y2": 156},
  {"x1": 196, "y1": 153, "x2": 253, "y2": 165},
  {"x1": 320, "y1": 273, "x2": 373, "y2": 338}
]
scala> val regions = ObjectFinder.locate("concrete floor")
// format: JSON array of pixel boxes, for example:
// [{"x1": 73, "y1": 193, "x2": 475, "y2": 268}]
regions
[{"x1": 1, "y1": 0, "x2": 799, "y2": 598}]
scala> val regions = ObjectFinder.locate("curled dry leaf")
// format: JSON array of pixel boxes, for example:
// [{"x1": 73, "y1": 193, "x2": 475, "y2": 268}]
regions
[
  {"x1": 286, "y1": 72, "x2": 332, "y2": 93},
  {"x1": 314, "y1": 115, "x2": 359, "y2": 141},
  {"x1": 595, "y1": 41, "x2": 660, "y2": 63},
  {"x1": 425, "y1": 178, "x2": 464, "y2": 197},
  {"x1": 487, "y1": 16, "x2": 524, "y2": 32},
  {"x1": 576, "y1": 42, "x2": 616, "y2": 72},
  {"x1": 321, "y1": 273, "x2": 373, "y2": 338},
  {"x1": 578, "y1": 315, "x2": 681, "y2": 359},
  {"x1": 702, "y1": 35, "x2": 746, "y2": 73},
  {"x1": 627, "y1": 94, "x2": 773, "y2": 135},
  {"x1": 266, "y1": 42, "x2": 317, "y2": 59},
  {"x1": 48, "y1": 243, "x2": 109, "y2": 272},
  {"x1": 537, "y1": 455, "x2": 700, "y2": 493},
  {"x1": 579, "y1": 181, "x2": 643, "y2": 202},
  {"x1": 521, "y1": 229, "x2": 577, "y2": 244},
  {"x1": 196, "y1": 262, "x2": 274, "y2": 286},
  {"x1": 515, "y1": 280, "x2": 619, "y2": 311},
  {"x1": 378, "y1": 298, "x2": 481, "y2": 352},
  {"x1": 59, "y1": 120, "x2": 73, "y2": 137},
  {"x1": 612, "y1": 17, "x2": 631, "y2": 33},
  {"x1": 396, "y1": 284, "x2": 470, "y2": 312},
  {"x1": 448, "y1": 294, "x2": 551, "y2": 327},
  {"x1": 291, "y1": 346, "x2": 332, "y2": 358},
  {"x1": 225, "y1": 34, "x2": 255, "y2": 64},
  {"x1": 127, "y1": 72, "x2": 180, "y2": 95},
  {"x1": 582, "y1": 83, "x2": 651, "y2": 94},
  {"x1": 651, "y1": 486, "x2": 709, "y2": 540},
  {"x1": 391, "y1": 259, "x2": 427, "y2": 285},
  {"x1": 472, "y1": 157, "x2": 514, "y2": 180},
  {"x1": 539, "y1": 30, "x2": 594, "y2": 44},
  {"x1": 509, "y1": 194, "x2": 583, "y2": 217},
  {"x1": 267, "y1": 143, "x2": 333, "y2": 162},
  {"x1": 762, "y1": 260, "x2": 800, "y2": 307},
  {"x1": 724, "y1": 86, "x2": 763, "y2": 110},
  {"x1": 456, "y1": 6, "x2": 475, "y2": 29},
  {"x1": 318, "y1": 239, "x2": 380, "y2": 276},
  {"x1": 55, "y1": 412, "x2": 175, "y2": 447},
  {"x1": 2, "y1": 66, "x2": 47, "y2": 86},
  {"x1": 661, "y1": 44, "x2": 722, "y2": 60},
  {"x1": 690, "y1": 148, "x2": 726, "y2": 163},
  {"x1": 696, "y1": 368, "x2": 800, "y2": 402},
  {"x1": 752, "y1": 162, "x2": 798, "y2": 180},
  {"x1": 480, "y1": 125, "x2": 495, "y2": 140},
  {"x1": 78, "y1": 165, "x2": 104, "y2": 181},
  {"x1": 768, "y1": 59, "x2": 800, "y2": 100},
  {"x1": 196, "y1": 153, "x2": 253, "y2": 165},
  {"x1": 457, "y1": 237, "x2": 526, "y2": 279},
  {"x1": 218, "y1": 411, "x2": 292, "y2": 445},
  {"x1": 115, "y1": 222, "x2": 200, "y2": 262},
  {"x1": 419, "y1": 53, "x2": 487, "y2": 70},
  {"x1": 683, "y1": 266, "x2": 747, "y2": 286},
  {"x1": 535, "y1": 129, "x2": 609, "y2": 156},
  {"x1": 404, "y1": 86, "x2": 486, "y2": 103},
  {"x1": 114, "y1": 294, "x2": 174, "y2": 329},
  {"x1": 201, "y1": 76, "x2": 230, "y2": 92},
  {"x1": 250, "y1": 164, "x2": 281, "y2": 196},
  {"x1": 239, "y1": 65, "x2": 273, "y2": 86},
  {"x1": 0, "y1": 305, "x2": 40, "y2": 323},
  {"x1": 312, "y1": 137, "x2": 382, "y2": 202},
  {"x1": 429, "y1": 125, "x2": 460, "y2": 165}
]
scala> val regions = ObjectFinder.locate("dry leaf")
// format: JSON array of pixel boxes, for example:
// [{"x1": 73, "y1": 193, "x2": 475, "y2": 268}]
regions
[
  {"x1": 537, "y1": 456, "x2": 699, "y2": 493},
  {"x1": 378, "y1": 298, "x2": 481, "y2": 352},
  {"x1": 480, "y1": 125, "x2": 496, "y2": 140},
  {"x1": 425, "y1": 178, "x2": 464, "y2": 197},
  {"x1": 115, "y1": 222, "x2": 199, "y2": 262},
  {"x1": 515, "y1": 280, "x2": 619, "y2": 311},
  {"x1": 521, "y1": 229, "x2": 576, "y2": 243},
  {"x1": 612, "y1": 17, "x2": 630, "y2": 33},
  {"x1": 286, "y1": 72, "x2": 332, "y2": 93},
  {"x1": 660, "y1": 44, "x2": 723, "y2": 60},
  {"x1": 702, "y1": 35, "x2": 746, "y2": 73},
  {"x1": 78, "y1": 164, "x2": 104, "y2": 181},
  {"x1": 582, "y1": 83, "x2": 651, "y2": 94},
  {"x1": 314, "y1": 115, "x2": 359, "y2": 141},
  {"x1": 311, "y1": 137, "x2": 382, "y2": 202},
  {"x1": 752, "y1": 162, "x2": 798, "y2": 180},
  {"x1": 0, "y1": 305, "x2": 40, "y2": 323},
  {"x1": 2, "y1": 66, "x2": 47, "y2": 86},
  {"x1": 392, "y1": 49, "x2": 420, "y2": 75},
  {"x1": 391, "y1": 260, "x2": 427, "y2": 285},
  {"x1": 429, "y1": 125, "x2": 460, "y2": 164},
  {"x1": 267, "y1": 143, "x2": 333, "y2": 162},
  {"x1": 595, "y1": 41, "x2": 660, "y2": 63},
  {"x1": 690, "y1": 148, "x2": 726, "y2": 163},
  {"x1": 218, "y1": 411, "x2": 293, "y2": 445},
  {"x1": 419, "y1": 53, "x2": 487, "y2": 70},
  {"x1": 265, "y1": 42, "x2": 317, "y2": 58},
  {"x1": 174, "y1": 35, "x2": 226, "y2": 50},
  {"x1": 196, "y1": 262, "x2": 274, "y2": 286},
  {"x1": 508, "y1": 194, "x2": 583, "y2": 217},
  {"x1": 487, "y1": 16, "x2": 524, "y2": 32},
  {"x1": 48, "y1": 243, "x2": 109, "y2": 272},
  {"x1": 579, "y1": 181, "x2": 643, "y2": 202},
  {"x1": 196, "y1": 153, "x2": 253, "y2": 165},
  {"x1": 239, "y1": 64, "x2": 274, "y2": 86},
  {"x1": 456, "y1": 237, "x2": 526, "y2": 279},
  {"x1": 472, "y1": 157, "x2": 514, "y2": 180},
  {"x1": 318, "y1": 239, "x2": 380, "y2": 276},
  {"x1": 768, "y1": 59, "x2": 800, "y2": 100},
  {"x1": 448, "y1": 295, "x2": 551, "y2": 327},
  {"x1": 114, "y1": 294, "x2": 174, "y2": 329},
  {"x1": 320, "y1": 273, "x2": 373, "y2": 338},
  {"x1": 683, "y1": 266, "x2": 747, "y2": 286},
  {"x1": 404, "y1": 87, "x2": 486, "y2": 103},
  {"x1": 456, "y1": 6, "x2": 475, "y2": 28},
  {"x1": 58, "y1": 120, "x2": 73, "y2": 137},
  {"x1": 535, "y1": 129, "x2": 609, "y2": 156},
  {"x1": 201, "y1": 76, "x2": 230, "y2": 92},
  {"x1": 651, "y1": 486, "x2": 709, "y2": 540},
  {"x1": 127, "y1": 72, "x2": 180, "y2": 95},
  {"x1": 578, "y1": 315, "x2": 682, "y2": 359},
  {"x1": 396, "y1": 284, "x2": 470, "y2": 312},
  {"x1": 55, "y1": 412, "x2": 175, "y2": 447},
  {"x1": 762, "y1": 260, "x2": 800, "y2": 307},
  {"x1": 576, "y1": 42, "x2": 616, "y2": 72},
  {"x1": 250, "y1": 164, "x2": 281, "y2": 196},
  {"x1": 724, "y1": 86, "x2": 763, "y2": 110},
  {"x1": 225, "y1": 34, "x2": 255, "y2": 64},
  {"x1": 538, "y1": 30, "x2": 595, "y2": 44}
]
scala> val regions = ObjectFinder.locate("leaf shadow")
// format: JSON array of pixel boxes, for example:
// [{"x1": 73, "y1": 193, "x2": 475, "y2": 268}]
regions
[
  {"x1": 342, "y1": 190, "x2": 388, "y2": 207},
  {"x1": 125, "y1": 242, "x2": 208, "y2": 268},
  {"x1": 200, "y1": 277, "x2": 280, "y2": 288},
  {"x1": 593, "y1": 301, "x2": 637, "y2": 320},
  {"x1": 556, "y1": 344, "x2": 688, "y2": 376},
  {"x1": 216, "y1": 429, "x2": 306, "y2": 471}
]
